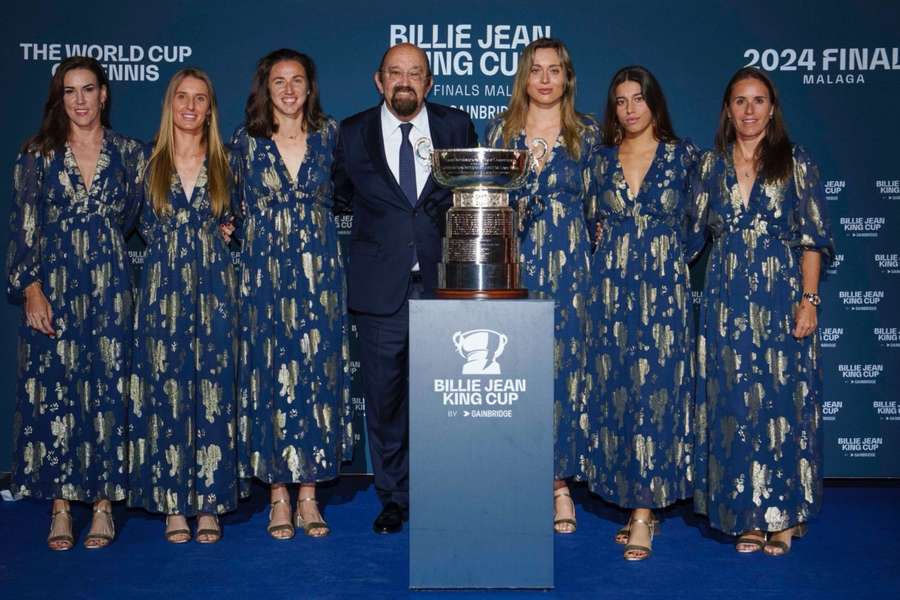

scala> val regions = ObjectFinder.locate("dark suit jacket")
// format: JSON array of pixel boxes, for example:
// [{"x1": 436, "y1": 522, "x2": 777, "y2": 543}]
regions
[{"x1": 333, "y1": 102, "x2": 477, "y2": 315}]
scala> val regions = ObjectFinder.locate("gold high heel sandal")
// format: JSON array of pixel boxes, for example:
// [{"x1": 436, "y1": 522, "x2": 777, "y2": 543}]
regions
[
  {"x1": 267, "y1": 497, "x2": 295, "y2": 540},
  {"x1": 553, "y1": 488, "x2": 577, "y2": 534},
  {"x1": 84, "y1": 503, "x2": 115, "y2": 549},
  {"x1": 295, "y1": 497, "x2": 330, "y2": 537},
  {"x1": 47, "y1": 507, "x2": 74, "y2": 551},
  {"x1": 763, "y1": 523, "x2": 808, "y2": 556},
  {"x1": 623, "y1": 518, "x2": 656, "y2": 561}
]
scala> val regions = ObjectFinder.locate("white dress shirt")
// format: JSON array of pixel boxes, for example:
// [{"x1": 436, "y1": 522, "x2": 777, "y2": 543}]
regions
[{"x1": 380, "y1": 102, "x2": 432, "y2": 200}]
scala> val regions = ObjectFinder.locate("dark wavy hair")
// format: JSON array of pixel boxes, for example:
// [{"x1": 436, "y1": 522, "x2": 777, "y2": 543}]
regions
[
  {"x1": 24, "y1": 56, "x2": 111, "y2": 154},
  {"x1": 715, "y1": 67, "x2": 792, "y2": 183},
  {"x1": 601, "y1": 65, "x2": 678, "y2": 146},
  {"x1": 245, "y1": 49, "x2": 326, "y2": 137}
]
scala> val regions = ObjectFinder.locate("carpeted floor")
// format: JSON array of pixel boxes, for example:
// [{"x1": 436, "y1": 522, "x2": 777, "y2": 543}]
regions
[{"x1": 0, "y1": 478, "x2": 897, "y2": 599}]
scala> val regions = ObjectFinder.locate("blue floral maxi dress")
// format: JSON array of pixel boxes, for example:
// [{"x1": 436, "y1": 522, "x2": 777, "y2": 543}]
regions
[
  {"x1": 585, "y1": 140, "x2": 700, "y2": 509},
  {"x1": 486, "y1": 119, "x2": 599, "y2": 479},
  {"x1": 231, "y1": 120, "x2": 351, "y2": 485},
  {"x1": 691, "y1": 145, "x2": 834, "y2": 534},
  {"x1": 6, "y1": 131, "x2": 145, "y2": 501},
  {"x1": 127, "y1": 159, "x2": 243, "y2": 516}
]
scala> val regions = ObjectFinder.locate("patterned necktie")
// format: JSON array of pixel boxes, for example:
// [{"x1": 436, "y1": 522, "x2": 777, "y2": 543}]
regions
[{"x1": 399, "y1": 122, "x2": 417, "y2": 206}]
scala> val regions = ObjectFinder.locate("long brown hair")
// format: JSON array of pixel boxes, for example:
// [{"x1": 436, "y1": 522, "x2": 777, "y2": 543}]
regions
[
  {"x1": 715, "y1": 67, "x2": 793, "y2": 183},
  {"x1": 601, "y1": 65, "x2": 678, "y2": 146},
  {"x1": 244, "y1": 49, "x2": 326, "y2": 137},
  {"x1": 24, "y1": 56, "x2": 111, "y2": 155},
  {"x1": 148, "y1": 68, "x2": 231, "y2": 217},
  {"x1": 499, "y1": 38, "x2": 586, "y2": 160}
]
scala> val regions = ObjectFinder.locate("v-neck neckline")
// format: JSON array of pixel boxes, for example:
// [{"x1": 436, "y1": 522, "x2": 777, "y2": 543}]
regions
[
  {"x1": 616, "y1": 140, "x2": 662, "y2": 201},
  {"x1": 269, "y1": 133, "x2": 311, "y2": 187},
  {"x1": 520, "y1": 130, "x2": 562, "y2": 179},
  {"x1": 65, "y1": 128, "x2": 107, "y2": 199},
  {"x1": 726, "y1": 145, "x2": 757, "y2": 212},
  {"x1": 175, "y1": 160, "x2": 207, "y2": 205}
]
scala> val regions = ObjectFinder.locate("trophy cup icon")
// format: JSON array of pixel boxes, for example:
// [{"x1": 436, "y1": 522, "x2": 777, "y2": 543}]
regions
[{"x1": 452, "y1": 329, "x2": 508, "y2": 375}]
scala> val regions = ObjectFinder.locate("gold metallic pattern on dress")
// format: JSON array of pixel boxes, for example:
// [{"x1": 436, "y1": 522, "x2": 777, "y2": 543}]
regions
[
  {"x1": 7, "y1": 130, "x2": 145, "y2": 502},
  {"x1": 585, "y1": 140, "x2": 700, "y2": 509},
  {"x1": 232, "y1": 120, "x2": 351, "y2": 485},
  {"x1": 692, "y1": 145, "x2": 834, "y2": 534},
  {"x1": 127, "y1": 153, "x2": 242, "y2": 516}
]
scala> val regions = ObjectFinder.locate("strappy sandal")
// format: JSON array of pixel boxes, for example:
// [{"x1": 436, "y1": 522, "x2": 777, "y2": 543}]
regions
[
  {"x1": 616, "y1": 516, "x2": 661, "y2": 545},
  {"x1": 763, "y1": 523, "x2": 808, "y2": 557},
  {"x1": 553, "y1": 488, "x2": 577, "y2": 534},
  {"x1": 84, "y1": 503, "x2": 115, "y2": 549},
  {"x1": 164, "y1": 515, "x2": 192, "y2": 544},
  {"x1": 196, "y1": 513, "x2": 222, "y2": 544},
  {"x1": 295, "y1": 497, "x2": 330, "y2": 537},
  {"x1": 267, "y1": 497, "x2": 295, "y2": 540},
  {"x1": 623, "y1": 517, "x2": 655, "y2": 561},
  {"x1": 735, "y1": 530, "x2": 767, "y2": 553},
  {"x1": 47, "y1": 507, "x2": 74, "y2": 551}
]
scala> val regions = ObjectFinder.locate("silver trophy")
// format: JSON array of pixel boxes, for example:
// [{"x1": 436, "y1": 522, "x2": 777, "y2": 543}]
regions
[{"x1": 419, "y1": 141, "x2": 546, "y2": 298}]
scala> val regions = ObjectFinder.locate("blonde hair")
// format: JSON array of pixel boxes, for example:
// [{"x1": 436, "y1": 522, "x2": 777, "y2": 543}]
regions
[
  {"x1": 500, "y1": 38, "x2": 585, "y2": 160},
  {"x1": 148, "y1": 68, "x2": 231, "y2": 217}
]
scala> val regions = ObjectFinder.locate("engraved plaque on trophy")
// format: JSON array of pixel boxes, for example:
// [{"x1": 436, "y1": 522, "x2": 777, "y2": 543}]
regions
[{"x1": 419, "y1": 142, "x2": 545, "y2": 299}]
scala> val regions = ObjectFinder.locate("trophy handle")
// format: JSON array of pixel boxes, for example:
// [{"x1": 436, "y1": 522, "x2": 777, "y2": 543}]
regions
[{"x1": 529, "y1": 138, "x2": 549, "y2": 172}]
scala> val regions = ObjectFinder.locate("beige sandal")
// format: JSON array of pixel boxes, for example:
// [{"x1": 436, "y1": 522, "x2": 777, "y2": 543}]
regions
[
  {"x1": 735, "y1": 530, "x2": 767, "y2": 553},
  {"x1": 164, "y1": 515, "x2": 192, "y2": 544},
  {"x1": 295, "y1": 497, "x2": 330, "y2": 537},
  {"x1": 47, "y1": 507, "x2": 74, "y2": 551},
  {"x1": 84, "y1": 503, "x2": 115, "y2": 549},
  {"x1": 196, "y1": 513, "x2": 221, "y2": 544},
  {"x1": 763, "y1": 523, "x2": 808, "y2": 556},
  {"x1": 623, "y1": 517, "x2": 655, "y2": 561},
  {"x1": 616, "y1": 516, "x2": 661, "y2": 545},
  {"x1": 553, "y1": 488, "x2": 577, "y2": 534},
  {"x1": 267, "y1": 497, "x2": 295, "y2": 540}
]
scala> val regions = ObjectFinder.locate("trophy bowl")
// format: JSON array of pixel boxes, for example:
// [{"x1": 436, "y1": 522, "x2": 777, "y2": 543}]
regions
[{"x1": 424, "y1": 147, "x2": 532, "y2": 299}]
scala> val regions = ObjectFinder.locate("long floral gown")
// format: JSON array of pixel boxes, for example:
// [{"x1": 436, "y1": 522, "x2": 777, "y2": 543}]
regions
[
  {"x1": 485, "y1": 118, "x2": 599, "y2": 479},
  {"x1": 691, "y1": 145, "x2": 834, "y2": 534},
  {"x1": 127, "y1": 157, "x2": 243, "y2": 516},
  {"x1": 584, "y1": 140, "x2": 700, "y2": 508},
  {"x1": 7, "y1": 130, "x2": 145, "y2": 501},
  {"x1": 231, "y1": 120, "x2": 351, "y2": 485}
]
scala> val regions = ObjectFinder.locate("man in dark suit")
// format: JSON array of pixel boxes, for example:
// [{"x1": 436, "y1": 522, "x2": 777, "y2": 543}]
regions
[{"x1": 333, "y1": 43, "x2": 477, "y2": 534}]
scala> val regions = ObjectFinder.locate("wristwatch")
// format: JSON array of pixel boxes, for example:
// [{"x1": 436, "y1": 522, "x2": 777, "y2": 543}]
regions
[{"x1": 802, "y1": 292, "x2": 821, "y2": 306}]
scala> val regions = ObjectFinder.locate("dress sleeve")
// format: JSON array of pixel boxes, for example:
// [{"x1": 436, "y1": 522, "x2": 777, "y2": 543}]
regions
[
  {"x1": 121, "y1": 141, "x2": 148, "y2": 236},
  {"x1": 138, "y1": 176, "x2": 162, "y2": 246},
  {"x1": 6, "y1": 150, "x2": 45, "y2": 303},
  {"x1": 791, "y1": 145, "x2": 835, "y2": 264},
  {"x1": 681, "y1": 141, "x2": 708, "y2": 261},
  {"x1": 683, "y1": 146, "x2": 712, "y2": 262}
]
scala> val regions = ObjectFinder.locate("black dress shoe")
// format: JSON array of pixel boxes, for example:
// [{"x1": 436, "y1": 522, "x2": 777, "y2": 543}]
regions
[{"x1": 373, "y1": 502, "x2": 404, "y2": 534}]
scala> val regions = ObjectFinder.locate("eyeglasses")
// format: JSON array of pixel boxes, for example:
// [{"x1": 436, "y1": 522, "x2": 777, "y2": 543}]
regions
[{"x1": 382, "y1": 68, "x2": 427, "y2": 83}]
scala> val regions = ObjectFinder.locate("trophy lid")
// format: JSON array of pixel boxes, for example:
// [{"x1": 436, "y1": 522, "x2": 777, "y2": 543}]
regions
[{"x1": 430, "y1": 147, "x2": 530, "y2": 190}]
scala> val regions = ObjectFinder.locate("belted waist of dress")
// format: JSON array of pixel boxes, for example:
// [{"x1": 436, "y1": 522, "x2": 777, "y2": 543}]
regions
[
  {"x1": 604, "y1": 212, "x2": 679, "y2": 230},
  {"x1": 47, "y1": 206, "x2": 118, "y2": 224},
  {"x1": 719, "y1": 218, "x2": 792, "y2": 241},
  {"x1": 160, "y1": 209, "x2": 220, "y2": 233}
]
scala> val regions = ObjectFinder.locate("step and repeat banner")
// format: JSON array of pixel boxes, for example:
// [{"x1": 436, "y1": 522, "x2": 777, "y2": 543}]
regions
[{"x1": 1, "y1": 1, "x2": 897, "y2": 476}]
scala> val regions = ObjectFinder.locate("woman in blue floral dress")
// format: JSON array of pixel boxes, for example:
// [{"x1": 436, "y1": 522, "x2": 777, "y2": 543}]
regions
[
  {"x1": 127, "y1": 68, "x2": 241, "y2": 544},
  {"x1": 691, "y1": 68, "x2": 834, "y2": 556},
  {"x1": 585, "y1": 66, "x2": 700, "y2": 561},
  {"x1": 231, "y1": 49, "x2": 350, "y2": 539},
  {"x1": 7, "y1": 57, "x2": 145, "y2": 550},
  {"x1": 486, "y1": 38, "x2": 597, "y2": 534}
]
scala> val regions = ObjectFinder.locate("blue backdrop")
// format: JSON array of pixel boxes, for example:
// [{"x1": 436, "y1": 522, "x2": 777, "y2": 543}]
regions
[{"x1": 1, "y1": 0, "x2": 898, "y2": 476}]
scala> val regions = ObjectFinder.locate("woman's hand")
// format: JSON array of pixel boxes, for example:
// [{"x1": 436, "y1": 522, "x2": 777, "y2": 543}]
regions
[
  {"x1": 220, "y1": 220, "x2": 236, "y2": 243},
  {"x1": 24, "y1": 283, "x2": 55, "y2": 337},
  {"x1": 792, "y1": 299, "x2": 817, "y2": 339}
]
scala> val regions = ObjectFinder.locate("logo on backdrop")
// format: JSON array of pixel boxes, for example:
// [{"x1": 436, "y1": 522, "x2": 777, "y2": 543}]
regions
[
  {"x1": 743, "y1": 47, "x2": 900, "y2": 86},
  {"x1": 823, "y1": 400, "x2": 842, "y2": 422},
  {"x1": 875, "y1": 253, "x2": 900, "y2": 274},
  {"x1": 838, "y1": 290, "x2": 884, "y2": 311},
  {"x1": 840, "y1": 216, "x2": 884, "y2": 238},
  {"x1": 837, "y1": 363, "x2": 883, "y2": 384},
  {"x1": 453, "y1": 329, "x2": 507, "y2": 374},
  {"x1": 876, "y1": 179, "x2": 900, "y2": 200},
  {"x1": 838, "y1": 436, "x2": 883, "y2": 458},
  {"x1": 874, "y1": 400, "x2": 900, "y2": 421},
  {"x1": 826, "y1": 253, "x2": 844, "y2": 276},
  {"x1": 820, "y1": 327, "x2": 843, "y2": 348},
  {"x1": 390, "y1": 24, "x2": 552, "y2": 122},
  {"x1": 825, "y1": 179, "x2": 845, "y2": 201},
  {"x1": 19, "y1": 42, "x2": 193, "y2": 82},
  {"x1": 433, "y1": 327, "x2": 527, "y2": 418},
  {"x1": 874, "y1": 327, "x2": 900, "y2": 348}
]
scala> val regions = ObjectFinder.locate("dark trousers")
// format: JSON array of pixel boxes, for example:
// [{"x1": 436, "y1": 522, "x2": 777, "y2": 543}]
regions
[{"x1": 354, "y1": 273, "x2": 423, "y2": 510}]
